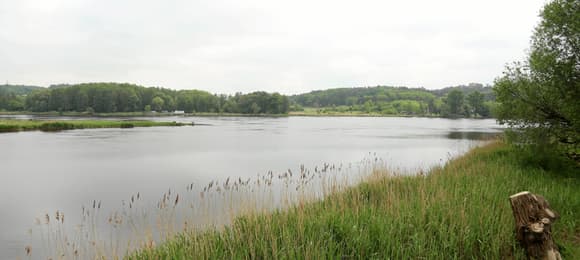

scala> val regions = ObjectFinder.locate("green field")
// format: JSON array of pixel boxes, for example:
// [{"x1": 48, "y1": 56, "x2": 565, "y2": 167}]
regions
[
  {"x1": 0, "y1": 119, "x2": 186, "y2": 132},
  {"x1": 130, "y1": 142, "x2": 579, "y2": 259}
]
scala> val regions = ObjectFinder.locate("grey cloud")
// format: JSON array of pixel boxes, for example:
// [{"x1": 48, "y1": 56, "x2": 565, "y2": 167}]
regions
[{"x1": 0, "y1": 0, "x2": 545, "y2": 94}]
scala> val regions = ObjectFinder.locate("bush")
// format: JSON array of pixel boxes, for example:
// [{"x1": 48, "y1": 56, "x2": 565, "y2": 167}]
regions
[
  {"x1": 39, "y1": 122, "x2": 75, "y2": 131},
  {"x1": 120, "y1": 123, "x2": 134, "y2": 128},
  {"x1": 0, "y1": 124, "x2": 19, "y2": 132}
]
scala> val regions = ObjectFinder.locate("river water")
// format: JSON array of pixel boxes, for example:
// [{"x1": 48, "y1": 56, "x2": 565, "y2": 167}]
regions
[{"x1": 0, "y1": 116, "x2": 501, "y2": 258}]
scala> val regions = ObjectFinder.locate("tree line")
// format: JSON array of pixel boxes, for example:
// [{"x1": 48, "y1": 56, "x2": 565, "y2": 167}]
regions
[
  {"x1": 1, "y1": 83, "x2": 497, "y2": 117},
  {"x1": 0, "y1": 85, "x2": 42, "y2": 111},
  {"x1": 290, "y1": 83, "x2": 496, "y2": 118},
  {"x1": 1, "y1": 83, "x2": 289, "y2": 114}
]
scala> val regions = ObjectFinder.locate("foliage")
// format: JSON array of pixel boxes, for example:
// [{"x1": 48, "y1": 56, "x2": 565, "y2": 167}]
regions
[
  {"x1": 494, "y1": 0, "x2": 579, "y2": 155},
  {"x1": 38, "y1": 122, "x2": 76, "y2": 131},
  {"x1": 130, "y1": 142, "x2": 580, "y2": 259},
  {"x1": 1, "y1": 83, "x2": 496, "y2": 117},
  {"x1": 15, "y1": 83, "x2": 289, "y2": 114},
  {"x1": 0, "y1": 84, "x2": 42, "y2": 95},
  {"x1": 467, "y1": 91, "x2": 488, "y2": 117},
  {"x1": 0, "y1": 85, "x2": 35, "y2": 111},
  {"x1": 443, "y1": 89, "x2": 465, "y2": 117},
  {"x1": 0, "y1": 124, "x2": 19, "y2": 132},
  {"x1": 290, "y1": 84, "x2": 496, "y2": 117},
  {"x1": 431, "y1": 83, "x2": 495, "y2": 101}
]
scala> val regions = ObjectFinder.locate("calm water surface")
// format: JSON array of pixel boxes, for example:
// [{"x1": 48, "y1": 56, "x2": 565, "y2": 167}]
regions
[{"x1": 0, "y1": 116, "x2": 501, "y2": 258}]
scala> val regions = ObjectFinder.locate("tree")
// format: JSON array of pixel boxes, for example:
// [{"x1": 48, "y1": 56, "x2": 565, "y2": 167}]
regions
[
  {"x1": 467, "y1": 91, "x2": 485, "y2": 117},
  {"x1": 250, "y1": 102, "x2": 261, "y2": 114},
  {"x1": 151, "y1": 96, "x2": 165, "y2": 112},
  {"x1": 445, "y1": 90, "x2": 464, "y2": 116},
  {"x1": 494, "y1": 0, "x2": 579, "y2": 155}
]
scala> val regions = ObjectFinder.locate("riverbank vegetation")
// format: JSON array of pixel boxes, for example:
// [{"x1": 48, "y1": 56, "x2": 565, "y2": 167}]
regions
[
  {"x1": 129, "y1": 142, "x2": 579, "y2": 259},
  {"x1": 493, "y1": 0, "x2": 579, "y2": 162},
  {"x1": 0, "y1": 83, "x2": 289, "y2": 114},
  {"x1": 290, "y1": 83, "x2": 497, "y2": 118},
  {"x1": 0, "y1": 119, "x2": 185, "y2": 133},
  {"x1": 1, "y1": 83, "x2": 495, "y2": 118}
]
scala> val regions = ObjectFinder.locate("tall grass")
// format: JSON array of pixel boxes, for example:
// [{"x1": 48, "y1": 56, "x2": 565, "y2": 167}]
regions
[
  {"x1": 23, "y1": 142, "x2": 579, "y2": 259},
  {"x1": 25, "y1": 156, "x2": 373, "y2": 259},
  {"x1": 130, "y1": 142, "x2": 579, "y2": 259}
]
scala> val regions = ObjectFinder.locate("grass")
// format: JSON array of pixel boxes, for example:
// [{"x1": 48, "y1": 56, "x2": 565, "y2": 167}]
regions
[
  {"x1": 130, "y1": 142, "x2": 579, "y2": 259},
  {"x1": 0, "y1": 119, "x2": 186, "y2": 132}
]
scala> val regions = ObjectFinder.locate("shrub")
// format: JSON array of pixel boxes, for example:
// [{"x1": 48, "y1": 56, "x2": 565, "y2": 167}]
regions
[
  {"x1": 0, "y1": 124, "x2": 19, "y2": 132},
  {"x1": 120, "y1": 123, "x2": 134, "y2": 128},
  {"x1": 39, "y1": 122, "x2": 75, "y2": 131}
]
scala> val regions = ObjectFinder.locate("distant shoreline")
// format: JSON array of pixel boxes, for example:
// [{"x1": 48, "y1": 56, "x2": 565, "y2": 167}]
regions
[{"x1": 0, "y1": 111, "x2": 493, "y2": 119}]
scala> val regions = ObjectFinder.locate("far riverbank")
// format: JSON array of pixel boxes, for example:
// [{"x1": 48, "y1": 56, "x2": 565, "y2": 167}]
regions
[{"x1": 0, "y1": 110, "x2": 493, "y2": 119}]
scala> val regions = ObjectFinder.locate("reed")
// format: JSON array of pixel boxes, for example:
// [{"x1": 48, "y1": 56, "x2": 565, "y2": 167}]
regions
[
  {"x1": 24, "y1": 142, "x2": 579, "y2": 259},
  {"x1": 130, "y1": 142, "x2": 579, "y2": 259},
  {"x1": 26, "y1": 154, "x2": 369, "y2": 259}
]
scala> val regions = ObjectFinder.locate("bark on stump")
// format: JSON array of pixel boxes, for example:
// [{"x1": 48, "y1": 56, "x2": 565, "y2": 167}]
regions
[{"x1": 509, "y1": 191, "x2": 561, "y2": 260}]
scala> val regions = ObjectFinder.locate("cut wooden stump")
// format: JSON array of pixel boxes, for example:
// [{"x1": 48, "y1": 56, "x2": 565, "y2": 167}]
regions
[{"x1": 509, "y1": 191, "x2": 561, "y2": 260}]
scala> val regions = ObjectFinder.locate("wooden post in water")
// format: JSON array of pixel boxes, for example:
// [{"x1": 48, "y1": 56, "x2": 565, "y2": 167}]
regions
[{"x1": 509, "y1": 191, "x2": 561, "y2": 260}]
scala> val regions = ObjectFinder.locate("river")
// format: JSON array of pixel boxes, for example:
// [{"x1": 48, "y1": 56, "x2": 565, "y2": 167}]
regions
[{"x1": 0, "y1": 116, "x2": 501, "y2": 258}]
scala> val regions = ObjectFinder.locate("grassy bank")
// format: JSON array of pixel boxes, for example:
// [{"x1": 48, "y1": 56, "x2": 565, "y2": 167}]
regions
[
  {"x1": 0, "y1": 119, "x2": 186, "y2": 132},
  {"x1": 131, "y1": 142, "x2": 579, "y2": 259}
]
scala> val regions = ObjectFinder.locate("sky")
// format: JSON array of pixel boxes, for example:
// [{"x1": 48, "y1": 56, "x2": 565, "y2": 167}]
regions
[{"x1": 0, "y1": 0, "x2": 546, "y2": 94}]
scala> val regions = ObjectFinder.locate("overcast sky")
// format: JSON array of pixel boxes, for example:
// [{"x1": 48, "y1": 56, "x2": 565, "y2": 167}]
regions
[{"x1": 0, "y1": 0, "x2": 545, "y2": 94}]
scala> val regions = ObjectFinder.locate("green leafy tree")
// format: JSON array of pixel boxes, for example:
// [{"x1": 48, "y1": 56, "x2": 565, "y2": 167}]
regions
[
  {"x1": 467, "y1": 91, "x2": 485, "y2": 117},
  {"x1": 444, "y1": 90, "x2": 464, "y2": 116},
  {"x1": 250, "y1": 102, "x2": 261, "y2": 114},
  {"x1": 85, "y1": 107, "x2": 95, "y2": 115},
  {"x1": 6, "y1": 95, "x2": 24, "y2": 110},
  {"x1": 151, "y1": 96, "x2": 165, "y2": 112},
  {"x1": 494, "y1": 0, "x2": 579, "y2": 155},
  {"x1": 363, "y1": 100, "x2": 374, "y2": 113}
]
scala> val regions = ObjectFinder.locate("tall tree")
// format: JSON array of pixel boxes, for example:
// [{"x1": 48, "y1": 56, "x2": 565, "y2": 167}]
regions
[
  {"x1": 467, "y1": 91, "x2": 485, "y2": 117},
  {"x1": 445, "y1": 89, "x2": 464, "y2": 116},
  {"x1": 494, "y1": 0, "x2": 579, "y2": 155},
  {"x1": 151, "y1": 96, "x2": 165, "y2": 112}
]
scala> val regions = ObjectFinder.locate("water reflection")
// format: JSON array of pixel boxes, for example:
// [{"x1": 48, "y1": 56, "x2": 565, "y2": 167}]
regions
[
  {"x1": 446, "y1": 131, "x2": 501, "y2": 140},
  {"x1": 0, "y1": 116, "x2": 501, "y2": 258}
]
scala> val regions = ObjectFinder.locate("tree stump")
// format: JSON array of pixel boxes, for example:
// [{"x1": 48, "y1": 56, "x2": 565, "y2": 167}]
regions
[{"x1": 509, "y1": 191, "x2": 561, "y2": 260}]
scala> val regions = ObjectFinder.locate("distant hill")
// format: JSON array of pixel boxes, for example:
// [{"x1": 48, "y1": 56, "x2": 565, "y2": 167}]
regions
[
  {"x1": 431, "y1": 83, "x2": 495, "y2": 101},
  {"x1": 290, "y1": 86, "x2": 435, "y2": 107},
  {"x1": 289, "y1": 83, "x2": 496, "y2": 117},
  {"x1": 290, "y1": 83, "x2": 494, "y2": 107},
  {"x1": 0, "y1": 84, "x2": 44, "y2": 95},
  {"x1": 48, "y1": 84, "x2": 75, "y2": 89}
]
